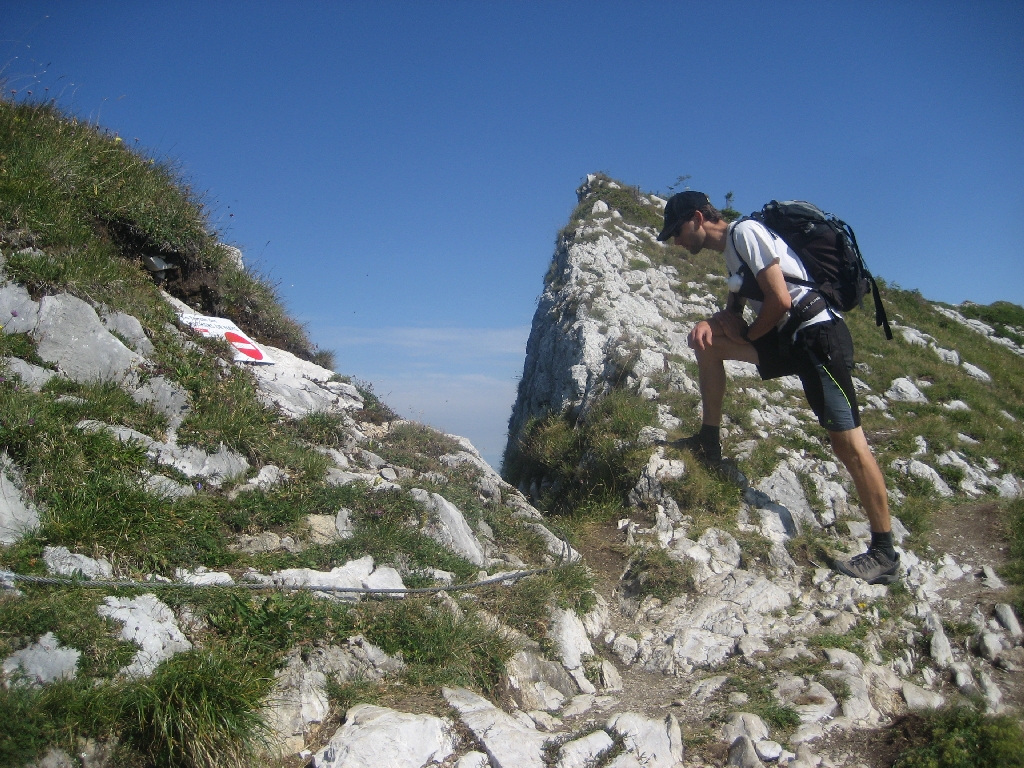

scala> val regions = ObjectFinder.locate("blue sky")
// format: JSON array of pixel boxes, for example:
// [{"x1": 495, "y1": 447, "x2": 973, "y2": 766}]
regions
[{"x1": 3, "y1": 1, "x2": 1022, "y2": 468}]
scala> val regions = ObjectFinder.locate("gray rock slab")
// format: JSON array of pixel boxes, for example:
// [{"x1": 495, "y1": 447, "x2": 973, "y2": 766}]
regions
[
  {"x1": 754, "y1": 465, "x2": 818, "y2": 529},
  {"x1": 774, "y1": 677, "x2": 837, "y2": 723},
  {"x1": 98, "y1": 594, "x2": 192, "y2": 677},
  {"x1": 411, "y1": 488, "x2": 488, "y2": 567},
  {"x1": 548, "y1": 606, "x2": 594, "y2": 670},
  {"x1": 248, "y1": 344, "x2": 362, "y2": 419},
  {"x1": 902, "y1": 682, "x2": 944, "y2": 710},
  {"x1": 885, "y1": 377, "x2": 928, "y2": 403},
  {"x1": 2, "y1": 632, "x2": 79, "y2": 686},
  {"x1": 2, "y1": 357, "x2": 56, "y2": 391},
  {"x1": 443, "y1": 686, "x2": 549, "y2": 768},
  {"x1": 556, "y1": 729, "x2": 614, "y2": 768},
  {"x1": 144, "y1": 473, "x2": 195, "y2": 499},
  {"x1": 131, "y1": 376, "x2": 190, "y2": 429},
  {"x1": 0, "y1": 282, "x2": 39, "y2": 334},
  {"x1": 606, "y1": 711, "x2": 684, "y2": 768},
  {"x1": 312, "y1": 703, "x2": 456, "y2": 768},
  {"x1": 994, "y1": 604, "x2": 1023, "y2": 638},
  {"x1": 692, "y1": 674, "x2": 729, "y2": 702},
  {"x1": 722, "y1": 712, "x2": 769, "y2": 744},
  {"x1": 599, "y1": 659, "x2": 623, "y2": 691},
  {"x1": 526, "y1": 521, "x2": 581, "y2": 562},
  {"x1": 505, "y1": 648, "x2": 579, "y2": 711},
  {"x1": 456, "y1": 753, "x2": 489, "y2": 768},
  {"x1": 258, "y1": 555, "x2": 406, "y2": 601},
  {"x1": 101, "y1": 310, "x2": 154, "y2": 356},
  {"x1": 728, "y1": 735, "x2": 765, "y2": 768},
  {"x1": 267, "y1": 638, "x2": 405, "y2": 745},
  {"x1": 33, "y1": 293, "x2": 142, "y2": 383},
  {"x1": 979, "y1": 670, "x2": 1004, "y2": 713},
  {"x1": 0, "y1": 457, "x2": 40, "y2": 544},
  {"x1": 43, "y1": 546, "x2": 112, "y2": 580},
  {"x1": 77, "y1": 419, "x2": 248, "y2": 487},
  {"x1": 951, "y1": 662, "x2": 981, "y2": 697}
]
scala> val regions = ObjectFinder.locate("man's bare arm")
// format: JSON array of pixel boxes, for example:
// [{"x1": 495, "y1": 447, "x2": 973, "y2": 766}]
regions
[{"x1": 745, "y1": 263, "x2": 792, "y2": 341}]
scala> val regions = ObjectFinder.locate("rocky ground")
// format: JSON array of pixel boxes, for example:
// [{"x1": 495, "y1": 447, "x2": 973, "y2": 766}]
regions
[{"x1": 2, "y1": 174, "x2": 1023, "y2": 768}]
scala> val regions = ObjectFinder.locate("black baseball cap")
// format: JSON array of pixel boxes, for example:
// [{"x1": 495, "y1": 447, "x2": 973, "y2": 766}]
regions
[{"x1": 657, "y1": 191, "x2": 712, "y2": 241}]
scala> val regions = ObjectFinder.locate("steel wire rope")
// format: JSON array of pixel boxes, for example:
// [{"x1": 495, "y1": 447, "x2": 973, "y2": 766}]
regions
[{"x1": 0, "y1": 530, "x2": 579, "y2": 597}]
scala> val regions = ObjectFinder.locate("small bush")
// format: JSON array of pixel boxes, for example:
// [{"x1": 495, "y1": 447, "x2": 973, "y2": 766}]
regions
[
  {"x1": 505, "y1": 388, "x2": 657, "y2": 516},
  {"x1": 108, "y1": 649, "x2": 272, "y2": 768},
  {"x1": 353, "y1": 599, "x2": 517, "y2": 695},
  {"x1": 893, "y1": 707, "x2": 1024, "y2": 768},
  {"x1": 480, "y1": 563, "x2": 596, "y2": 640},
  {"x1": 623, "y1": 547, "x2": 694, "y2": 602}
]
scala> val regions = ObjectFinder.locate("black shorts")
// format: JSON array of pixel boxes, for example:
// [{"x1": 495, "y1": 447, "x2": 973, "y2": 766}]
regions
[{"x1": 751, "y1": 320, "x2": 860, "y2": 432}]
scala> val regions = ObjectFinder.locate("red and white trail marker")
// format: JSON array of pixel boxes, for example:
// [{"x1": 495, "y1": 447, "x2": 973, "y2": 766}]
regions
[{"x1": 178, "y1": 313, "x2": 273, "y2": 364}]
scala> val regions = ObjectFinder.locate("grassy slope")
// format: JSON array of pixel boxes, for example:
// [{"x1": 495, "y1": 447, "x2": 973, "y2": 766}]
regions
[{"x1": 0, "y1": 98, "x2": 593, "y2": 767}]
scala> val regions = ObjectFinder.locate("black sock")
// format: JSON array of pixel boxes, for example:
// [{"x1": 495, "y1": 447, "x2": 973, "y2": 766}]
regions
[
  {"x1": 699, "y1": 424, "x2": 721, "y2": 462},
  {"x1": 871, "y1": 531, "x2": 896, "y2": 559}
]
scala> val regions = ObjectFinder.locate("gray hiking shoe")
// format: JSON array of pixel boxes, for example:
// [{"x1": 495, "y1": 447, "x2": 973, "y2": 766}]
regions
[
  {"x1": 834, "y1": 548, "x2": 901, "y2": 585},
  {"x1": 670, "y1": 435, "x2": 748, "y2": 489}
]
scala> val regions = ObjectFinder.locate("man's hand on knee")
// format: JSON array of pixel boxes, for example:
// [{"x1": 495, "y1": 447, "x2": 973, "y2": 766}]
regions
[
  {"x1": 688, "y1": 320, "x2": 715, "y2": 351},
  {"x1": 713, "y1": 310, "x2": 749, "y2": 345}
]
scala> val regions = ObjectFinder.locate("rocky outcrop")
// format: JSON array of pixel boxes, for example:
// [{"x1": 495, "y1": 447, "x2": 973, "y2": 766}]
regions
[{"x1": 506, "y1": 176, "x2": 699, "y2": 458}]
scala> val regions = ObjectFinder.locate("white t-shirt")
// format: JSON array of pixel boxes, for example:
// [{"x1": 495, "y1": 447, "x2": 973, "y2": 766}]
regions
[{"x1": 724, "y1": 219, "x2": 835, "y2": 331}]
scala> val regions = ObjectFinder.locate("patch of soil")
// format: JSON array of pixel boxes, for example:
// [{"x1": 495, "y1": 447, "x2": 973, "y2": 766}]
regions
[{"x1": 923, "y1": 501, "x2": 1023, "y2": 709}]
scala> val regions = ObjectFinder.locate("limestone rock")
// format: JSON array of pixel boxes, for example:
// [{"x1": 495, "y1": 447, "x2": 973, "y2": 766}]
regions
[
  {"x1": 32, "y1": 293, "x2": 143, "y2": 384},
  {"x1": 728, "y1": 735, "x2": 765, "y2": 768},
  {"x1": 755, "y1": 464, "x2": 818, "y2": 529},
  {"x1": 885, "y1": 377, "x2": 928, "y2": 403},
  {"x1": 606, "y1": 711, "x2": 684, "y2": 768},
  {"x1": 411, "y1": 488, "x2": 488, "y2": 567},
  {"x1": 312, "y1": 704, "x2": 456, "y2": 768},
  {"x1": 2, "y1": 356, "x2": 56, "y2": 391},
  {"x1": 97, "y1": 594, "x2": 192, "y2": 677},
  {"x1": 2, "y1": 632, "x2": 79, "y2": 686},
  {"x1": 556, "y1": 729, "x2": 614, "y2": 768},
  {"x1": 722, "y1": 712, "x2": 769, "y2": 744},
  {"x1": 504, "y1": 649, "x2": 579, "y2": 712},
  {"x1": 77, "y1": 419, "x2": 248, "y2": 487},
  {"x1": 891, "y1": 458, "x2": 953, "y2": 497},
  {"x1": 994, "y1": 604, "x2": 1023, "y2": 638},
  {"x1": 255, "y1": 555, "x2": 406, "y2": 601},
  {"x1": 0, "y1": 456, "x2": 40, "y2": 544},
  {"x1": 145, "y1": 473, "x2": 195, "y2": 499},
  {"x1": 774, "y1": 676, "x2": 837, "y2": 722},
  {"x1": 247, "y1": 344, "x2": 362, "y2": 418},
  {"x1": 961, "y1": 362, "x2": 991, "y2": 382},
  {"x1": 101, "y1": 310, "x2": 154, "y2": 356},
  {"x1": 0, "y1": 282, "x2": 40, "y2": 334},
  {"x1": 902, "y1": 682, "x2": 944, "y2": 710},
  {"x1": 131, "y1": 376, "x2": 190, "y2": 429},
  {"x1": 548, "y1": 606, "x2": 594, "y2": 670},
  {"x1": 43, "y1": 546, "x2": 113, "y2": 580},
  {"x1": 443, "y1": 686, "x2": 549, "y2": 768},
  {"x1": 266, "y1": 638, "x2": 405, "y2": 746}
]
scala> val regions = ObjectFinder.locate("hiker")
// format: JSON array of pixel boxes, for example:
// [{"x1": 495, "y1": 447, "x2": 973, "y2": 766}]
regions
[{"x1": 657, "y1": 191, "x2": 899, "y2": 585}]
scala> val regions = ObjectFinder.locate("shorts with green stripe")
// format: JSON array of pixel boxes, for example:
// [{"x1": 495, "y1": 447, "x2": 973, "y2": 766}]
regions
[{"x1": 751, "y1": 319, "x2": 860, "y2": 432}]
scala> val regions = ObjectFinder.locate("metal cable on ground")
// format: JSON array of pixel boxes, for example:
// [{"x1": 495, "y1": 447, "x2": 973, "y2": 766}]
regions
[{"x1": 0, "y1": 532, "x2": 580, "y2": 597}]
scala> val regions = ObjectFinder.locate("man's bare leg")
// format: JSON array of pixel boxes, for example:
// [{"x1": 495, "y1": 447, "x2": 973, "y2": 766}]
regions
[
  {"x1": 693, "y1": 331, "x2": 759, "y2": 427},
  {"x1": 828, "y1": 427, "x2": 891, "y2": 534},
  {"x1": 829, "y1": 426, "x2": 901, "y2": 584}
]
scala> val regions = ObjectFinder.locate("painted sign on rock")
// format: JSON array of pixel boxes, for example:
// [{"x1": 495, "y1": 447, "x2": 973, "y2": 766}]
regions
[{"x1": 178, "y1": 314, "x2": 273, "y2": 364}]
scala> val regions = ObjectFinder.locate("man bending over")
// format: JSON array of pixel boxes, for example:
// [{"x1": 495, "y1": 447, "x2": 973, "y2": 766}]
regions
[{"x1": 658, "y1": 191, "x2": 899, "y2": 585}]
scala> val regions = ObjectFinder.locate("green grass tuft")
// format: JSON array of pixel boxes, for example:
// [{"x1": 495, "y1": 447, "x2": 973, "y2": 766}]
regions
[{"x1": 893, "y1": 707, "x2": 1024, "y2": 768}]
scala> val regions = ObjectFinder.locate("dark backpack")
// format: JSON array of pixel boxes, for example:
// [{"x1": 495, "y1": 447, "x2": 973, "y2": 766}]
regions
[{"x1": 731, "y1": 200, "x2": 892, "y2": 339}]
